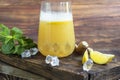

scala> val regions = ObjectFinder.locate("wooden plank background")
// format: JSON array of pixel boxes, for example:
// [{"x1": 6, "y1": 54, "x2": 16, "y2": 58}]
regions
[{"x1": 0, "y1": 0, "x2": 120, "y2": 51}]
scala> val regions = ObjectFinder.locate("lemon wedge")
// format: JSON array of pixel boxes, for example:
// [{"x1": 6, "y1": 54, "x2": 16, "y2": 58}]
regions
[
  {"x1": 90, "y1": 51, "x2": 115, "y2": 64},
  {"x1": 82, "y1": 50, "x2": 88, "y2": 64},
  {"x1": 82, "y1": 48, "x2": 93, "y2": 64}
]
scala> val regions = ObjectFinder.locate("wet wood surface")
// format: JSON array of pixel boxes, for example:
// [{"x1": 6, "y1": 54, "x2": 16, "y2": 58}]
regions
[{"x1": 0, "y1": 0, "x2": 120, "y2": 80}]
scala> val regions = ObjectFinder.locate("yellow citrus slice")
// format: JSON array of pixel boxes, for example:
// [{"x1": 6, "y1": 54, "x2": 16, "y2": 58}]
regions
[
  {"x1": 82, "y1": 50, "x2": 88, "y2": 64},
  {"x1": 90, "y1": 51, "x2": 115, "y2": 64}
]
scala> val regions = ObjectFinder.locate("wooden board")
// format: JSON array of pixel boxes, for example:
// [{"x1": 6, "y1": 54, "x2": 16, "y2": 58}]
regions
[
  {"x1": 0, "y1": 0, "x2": 120, "y2": 80},
  {"x1": 0, "y1": 61, "x2": 48, "y2": 80},
  {"x1": 0, "y1": 49, "x2": 119, "y2": 80},
  {"x1": 0, "y1": 52, "x2": 88, "y2": 80}
]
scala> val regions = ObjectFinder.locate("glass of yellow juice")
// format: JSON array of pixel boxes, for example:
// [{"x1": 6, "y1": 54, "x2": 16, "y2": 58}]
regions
[{"x1": 38, "y1": 1, "x2": 75, "y2": 57}]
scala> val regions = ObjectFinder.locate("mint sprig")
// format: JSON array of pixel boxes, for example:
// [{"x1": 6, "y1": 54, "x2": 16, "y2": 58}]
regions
[{"x1": 0, "y1": 24, "x2": 37, "y2": 55}]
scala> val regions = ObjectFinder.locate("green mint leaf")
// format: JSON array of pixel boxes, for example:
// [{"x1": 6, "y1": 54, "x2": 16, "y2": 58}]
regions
[
  {"x1": 18, "y1": 39, "x2": 24, "y2": 45},
  {"x1": 0, "y1": 24, "x2": 10, "y2": 42},
  {"x1": 4, "y1": 36, "x2": 13, "y2": 44},
  {"x1": 11, "y1": 27, "x2": 23, "y2": 40},
  {"x1": 1, "y1": 40, "x2": 14, "y2": 54},
  {"x1": 21, "y1": 36, "x2": 37, "y2": 49},
  {"x1": 14, "y1": 45, "x2": 25, "y2": 55},
  {"x1": 0, "y1": 24, "x2": 10, "y2": 35},
  {"x1": 0, "y1": 24, "x2": 37, "y2": 55}
]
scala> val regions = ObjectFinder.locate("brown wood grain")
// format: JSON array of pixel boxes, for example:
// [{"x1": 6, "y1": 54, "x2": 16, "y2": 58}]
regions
[
  {"x1": 0, "y1": 61, "x2": 48, "y2": 80},
  {"x1": 0, "y1": 73, "x2": 27, "y2": 80},
  {"x1": 0, "y1": 0, "x2": 120, "y2": 80},
  {"x1": 0, "y1": 49, "x2": 119, "y2": 80},
  {"x1": 0, "y1": 0, "x2": 120, "y2": 50},
  {"x1": 0, "y1": 52, "x2": 88, "y2": 80}
]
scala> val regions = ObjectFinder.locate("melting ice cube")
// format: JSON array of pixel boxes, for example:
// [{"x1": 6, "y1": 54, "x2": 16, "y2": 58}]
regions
[
  {"x1": 50, "y1": 56, "x2": 59, "y2": 66},
  {"x1": 21, "y1": 50, "x2": 31, "y2": 58},
  {"x1": 45, "y1": 55, "x2": 59, "y2": 66},
  {"x1": 30, "y1": 48, "x2": 38, "y2": 55},
  {"x1": 83, "y1": 59, "x2": 93, "y2": 72},
  {"x1": 45, "y1": 55, "x2": 53, "y2": 64}
]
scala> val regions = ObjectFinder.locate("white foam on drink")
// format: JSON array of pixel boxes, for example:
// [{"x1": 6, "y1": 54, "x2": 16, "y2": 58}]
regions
[{"x1": 40, "y1": 11, "x2": 73, "y2": 22}]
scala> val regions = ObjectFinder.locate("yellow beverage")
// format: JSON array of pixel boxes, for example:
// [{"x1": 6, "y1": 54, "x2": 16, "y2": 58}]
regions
[{"x1": 38, "y1": 12, "x2": 75, "y2": 57}]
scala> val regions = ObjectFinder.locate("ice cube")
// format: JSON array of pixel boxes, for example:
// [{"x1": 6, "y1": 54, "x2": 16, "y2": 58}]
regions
[
  {"x1": 21, "y1": 50, "x2": 31, "y2": 58},
  {"x1": 45, "y1": 55, "x2": 59, "y2": 66},
  {"x1": 30, "y1": 48, "x2": 38, "y2": 55},
  {"x1": 45, "y1": 55, "x2": 53, "y2": 64},
  {"x1": 50, "y1": 56, "x2": 59, "y2": 66},
  {"x1": 83, "y1": 59, "x2": 93, "y2": 72}
]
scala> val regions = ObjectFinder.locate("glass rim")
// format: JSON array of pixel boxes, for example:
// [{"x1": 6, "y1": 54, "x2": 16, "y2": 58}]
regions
[{"x1": 41, "y1": 1, "x2": 71, "y2": 4}]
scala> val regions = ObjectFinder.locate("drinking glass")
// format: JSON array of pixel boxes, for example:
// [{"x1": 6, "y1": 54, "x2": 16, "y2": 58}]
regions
[{"x1": 38, "y1": 1, "x2": 75, "y2": 57}]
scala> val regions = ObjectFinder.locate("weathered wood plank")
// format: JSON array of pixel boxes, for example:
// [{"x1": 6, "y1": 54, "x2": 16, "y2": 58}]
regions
[
  {"x1": 0, "y1": 73, "x2": 27, "y2": 80},
  {"x1": 1, "y1": 0, "x2": 120, "y2": 5},
  {"x1": 0, "y1": 52, "x2": 88, "y2": 80},
  {"x1": 0, "y1": 61, "x2": 48, "y2": 80},
  {"x1": 0, "y1": 49, "x2": 119, "y2": 80}
]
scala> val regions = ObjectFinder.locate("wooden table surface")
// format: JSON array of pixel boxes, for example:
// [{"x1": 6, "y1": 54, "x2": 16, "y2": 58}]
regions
[{"x1": 0, "y1": 0, "x2": 120, "y2": 80}]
